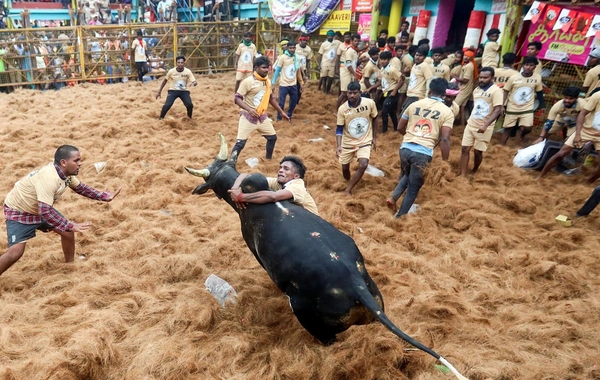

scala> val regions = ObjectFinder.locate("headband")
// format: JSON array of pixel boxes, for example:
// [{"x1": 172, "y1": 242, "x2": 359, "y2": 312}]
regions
[{"x1": 445, "y1": 89, "x2": 460, "y2": 96}]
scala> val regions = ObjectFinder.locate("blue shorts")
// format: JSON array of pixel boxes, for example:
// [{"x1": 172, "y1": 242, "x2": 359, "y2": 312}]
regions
[{"x1": 6, "y1": 219, "x2": 55, "y2": 247}]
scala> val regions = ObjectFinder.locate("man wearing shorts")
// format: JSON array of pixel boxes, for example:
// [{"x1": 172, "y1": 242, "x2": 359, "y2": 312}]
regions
[
  {"x1": 336, "y1": 34, "x2": 360, "y2": 111},
  {"x1": 318, "y1": 30, "x2": 341, "y2": 94},
  {"x1": 452, "y1": 49, "x2": 477, "y2": 126},
  {"x1": 460, "y1": 67, "x2": 503, "y2": 177},
  {"x1": 1, "y1": 145, "x2": 121, "y2": 277},
  {"x1": 336, "y1": 81, "x2": 378, "y2": 196},
  {"x1": 234, "y1": 31, "x2": 257, "y2": 93},
  {"x1": 295, "y1": 34, "x2": 313, "y2": 102},
  {"x1": 538, "y1": 90, "x2": 600, "y2": 181},
  {"x1": 386, "y1": 78, "x2": 454, "y2": 217},
  {"x1": 230, "y1": 56, "x2": 290, "y2": 162},
  {"x1": 533, "y1": 86, "x2": 586, "y2": 144},
  {"x1": 156, "y1": 55, "x2": 197, "y2": 119},
  {"x1": 500, "y1": 56, "x2": 545, "y2": 145}
]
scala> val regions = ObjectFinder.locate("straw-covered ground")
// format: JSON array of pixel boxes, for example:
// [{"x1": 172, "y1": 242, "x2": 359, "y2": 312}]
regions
[{"x1": 1, "y1": 73, "x2": 599, "y2": 380}]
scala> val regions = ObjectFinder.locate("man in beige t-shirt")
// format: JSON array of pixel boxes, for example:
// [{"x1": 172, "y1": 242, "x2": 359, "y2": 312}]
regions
[
  {"x1": 361, "y1": 47, "x2": 381, "y2": 99},
  {"x1": 534, "y1": 86, "x2": 586, "y2": 144},
  {"x1": 234, "y1": 31, "x2": 257, "y2": 92},
  {"x1": 131, "y1": 30, "x2": 148, "y2": 82},
  {"x1": 481, "y1": 28, "x2": 501, "y2": 68},
  {"x1": 336, "y1": 81, "x2": 378, "y2": 196},
  {"x1": 460, "y1": 67, "x2": 504, "y2": 176},
  {"x1": 582, "y1": 48, "x2": 600, "y2": 98},
  {"x1": 430, "y1": 47, "x2": 451, "y2": 81},
  {"x1": 500, "y1": 56, "x2": 544, "y2": 145},
  {"x1": 228, "y1": 156, "x2": 319, "y2": 216},
  {"x1": 494, "y1": 53, "x2": 519, "y2": 88},
  {"x1": 386, "y1": 78, "x2": 454, "y2": 217},
  {"x1": 403, "y1": 47, "x2": 433, "y2": 112},
  {"x1": 318, "y1": 30, "x2": 341, "y2": 94},
  {"x1": 539, "y1": 90, "x2": 600, "y2": 180},
  {"x1": 156, "y1": 55, "x2": 197, "y2": 119},
  {"x1": 1, "y1": 145, "x2": 121, "y2": 277},
  {"x1": 453, "y1": 50, "x2": 477, "y2": 126}
]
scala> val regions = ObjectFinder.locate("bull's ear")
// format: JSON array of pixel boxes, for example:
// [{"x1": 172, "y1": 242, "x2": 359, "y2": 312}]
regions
[{"x1": 192, "y1": 183, "x2": 211, "y2": 195}]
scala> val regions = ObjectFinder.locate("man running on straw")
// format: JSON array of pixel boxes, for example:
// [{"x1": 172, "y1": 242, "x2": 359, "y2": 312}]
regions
[{"x1": 230, "y1": 56, "x2": 290, "y2": 162}]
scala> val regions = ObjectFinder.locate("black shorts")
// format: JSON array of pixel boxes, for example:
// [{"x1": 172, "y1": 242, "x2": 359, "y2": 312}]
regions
[{"x1": 6, "y1": 219, "x2": 55, "y2": 247}]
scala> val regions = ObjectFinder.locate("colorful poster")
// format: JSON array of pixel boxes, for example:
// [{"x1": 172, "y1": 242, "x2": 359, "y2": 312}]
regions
[
  {"x1": 491, "y1": 0, "x2": 506, "y2": 14},
  {"x1": 352, "y1": 0, "x2": 372, "y2": 13},
  {"x1": 319, "y1": 10, "x2": 352, "y2": 35},
  {"x1": 358, "y1": 13, "x2": 371, "y2": 41},
  {"x1": 521, "y1": 18, "x2": 595, "y2": 66},
  {"x1": 409, "y1": 0, "x2": 425, "y2": 15}
]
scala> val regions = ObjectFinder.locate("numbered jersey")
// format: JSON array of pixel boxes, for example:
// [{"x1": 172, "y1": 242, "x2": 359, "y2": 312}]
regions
[
  {"x1": 402, "y1": 98, "x2": 455, "y2": 150},
  {"x1": 337, "y1": 98, "x2": 378, "y2": 148},
  {"x1": 494, "y1": 67, "x2": 519, "y2": 88},
  {"x1": 407, "y1": 62, "x2": 433, "y2": 99},
  {"x1": 504, "y1": 72, "x2": 543, "y2": 112}
]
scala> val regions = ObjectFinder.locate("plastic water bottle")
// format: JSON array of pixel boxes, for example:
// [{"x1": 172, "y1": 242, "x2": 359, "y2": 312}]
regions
[
  {"x1": 204, "y1": 274, "x2": 238, "y2": 307},
  {"x1": 408, "y1": 204, "x2": 420, "y2": 214},
  {"x1": 365, "y1": 164, "x2": 385, "y2": 177}
]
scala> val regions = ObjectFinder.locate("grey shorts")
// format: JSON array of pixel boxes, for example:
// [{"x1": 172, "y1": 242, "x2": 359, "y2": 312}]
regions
[{"x1": 6, "y1": 219, "x2": 54, "y2": 247}]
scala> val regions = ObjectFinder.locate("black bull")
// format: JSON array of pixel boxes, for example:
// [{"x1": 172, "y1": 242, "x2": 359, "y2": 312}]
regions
[{"x1": 185, "y1": 134, "x2": 468, "y2": 380}]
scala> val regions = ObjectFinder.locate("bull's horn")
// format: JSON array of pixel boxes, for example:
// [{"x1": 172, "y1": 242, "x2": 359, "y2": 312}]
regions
[
  {"x1": 217, "y1": 133, "x2": 228, "y2": 161},
  {"x1": 185, "y1": 167, "x2": 211, "y2": 177}
]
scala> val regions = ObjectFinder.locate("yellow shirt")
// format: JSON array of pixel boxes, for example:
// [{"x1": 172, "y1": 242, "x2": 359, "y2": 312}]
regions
[
  {"x1": 504, "y1": 72, "x2": 543, "y2": 112},
  {"x1": 381, "y1": 64, "x2": 401, "y2": 93},
  {"x1": 449, "y1": 101, "x2": 460, "y2": 118},
  {"x1": 494, "y1": 67, "x2": 519, "y2": 88},
  {"x1": 407, "y1": 62, "x2": 433, "y2": 98},
  {"x1": 235, "y1": 43, "x2": 257, "y2": 73},
  {"x1": 548, "y1": 98, "x2": 586, "y2": 126},
  {"x1": 402, "y1": 98, "x2": 455, "y2": 150},
  {"x1": 165, "y1": 67, "x2": 196, "y2": 91},
  {"x1": 482, "y1": 41, "x2": 499, "y2": 68},
  {"x1": 295, "y1": 44, "x2": 313, "y2": 70},
  {"x1": 4, "y1": 163, "x2": 81, "y2": 215},
  {"x1": 267, "y1": 178, "x2": 319, "y2": 216},
  {"x1": 361, "y1": 60, "x2": 380, "y2": 92},
  {"x1": 458, "y1": 62, "x2": 475, "y2": 96},
  {"x1": 390, "y1": 56, "x2": 402, "y2": 72},
  {"x1": 337, "y1": 98, "x2": 378, "y2": 148},
  {"x1": 431, "y1": 62, "x2": 451, "y2": 81},
  {"x1": 131, "y1": 38, "x2": 147, "y2": 62},
  {"x1": 583, "y1": 65, "x2": 600, "y2": 98},
  {"x1": 582, "y1": 91, "x2": 600, "y2": 135},
  {"x1": 318, "y1": 40, "x2": 340, "y2": 68},
  {"x1": 345, "y1": 47, "x2": 359, "y2": 71},
  {"x1": 337, "y1": 42, "x2": 350, "y2": 68},
  {"x1": 237, "y1": 74, "x2": 268, "y2": 110},
  {"x1": 275, "y1": 54, "x2": 297, "y2": 87},
  {"x1": 468, "y1": 84, "x2": 504, "y2": 128}
]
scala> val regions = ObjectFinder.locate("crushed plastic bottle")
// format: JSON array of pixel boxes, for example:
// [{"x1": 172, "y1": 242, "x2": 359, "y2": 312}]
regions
[
  {"x1": 205, "y1": 274, "x2": 238, "y2": 307},
  {"x1": 408, "y1": 204, "x2": 420, "y2": 214},
  {"x1": 308, "y1": 137, "x2": 324, "y2": 142},
  {"x1": 365, "y1": 164, "x2": 385, "y2": 177},
  {"x1": 245, "y1": 157, "x2": 259, "y2": 168}
]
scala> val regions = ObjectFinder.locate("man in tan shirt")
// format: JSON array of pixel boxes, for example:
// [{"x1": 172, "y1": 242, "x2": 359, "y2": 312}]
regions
[
  {"x1": 318, "y1": 30, "x2": 341, "y2": 94},
  {"x1": 582, "y1": 48, "x2": 600, "y2": 98},
  {"x1": 452, "y1": 49, "x2": 477, "y2": 126},
  {"x1": 386, "y1": 78, "x2": 454, "y2": 217},
  {"x1": 228, "y1": 156, "x2": 318, "y2": 216},
  {"x1": 156, "y1": 55, "x2": 197, "y2": 119},
  {"x1": 481, "y1": 28, "x2": 501, "y2": 68},
  {"x1": 460, "y1": 67, "x2": 504, "y2": 176},
  {"x1": 1, "y1": 145, "x2": 121, "y2": 277},
  {"x1": 403, "y1": 46, "x2": 433, "y2": 112}
]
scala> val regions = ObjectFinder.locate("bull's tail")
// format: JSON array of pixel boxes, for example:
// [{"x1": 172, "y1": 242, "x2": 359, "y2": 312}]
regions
[{"x1": 356, "y1": 286, "x2": 469, "y2": 380}]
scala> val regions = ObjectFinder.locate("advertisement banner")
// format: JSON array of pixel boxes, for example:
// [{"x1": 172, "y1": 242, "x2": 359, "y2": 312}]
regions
[
  {"x1": 521, "y1": 18, "x2": 595, "y2": 66},
  {"x1": 358, "y1": 13, "x2": 371, "y2": 41},
  {"x1": 352, "y1": 0, "x2": 372, "y2": 13},
  {"x1": 319, "y1": 10, "x2": 352, "y2": 35}
]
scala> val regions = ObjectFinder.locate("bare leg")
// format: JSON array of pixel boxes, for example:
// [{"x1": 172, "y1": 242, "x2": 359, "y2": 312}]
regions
[
  {"x1": 460, "y1": 146, "x2": 471, "y2": 177},
  {"x1": 234, "y1": 80, "x2": 241, "y2": 93},
  {"x1": 342, "y1": 163, "x2": 351, "y2": 181},
  {"x1": 345, "y1": 158, "x2": 368, "y2": 196},
  {"x1": 587, "y1": 159, "x2": 600, "y2": 184},
  {"x1": 538, "y1": 145, "x2": 574, "y2": 178},
  {"x1": 460, "y1": 104, "x2": 467, "y2": 127},
  {"x1": 54, "y1": 228, "x2": 75, "y2": 262},
  {"x1": 472, "y1": 149, "x2": 484, "y2": 174},
  {"x1": 0, "y1": 243, "x2": 27, "y2": 276},
  {"x1": 500, "y1": 127, "x2": 512, "y2": 146}
]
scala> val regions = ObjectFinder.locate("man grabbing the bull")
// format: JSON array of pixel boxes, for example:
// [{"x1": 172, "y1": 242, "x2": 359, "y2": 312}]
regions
[
  {"x1": 227, "y1": 156, "x2": 319, "y2": 216},
  {"x1": 230, "y1": 56, "x2": 290, "y2": 163}
]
